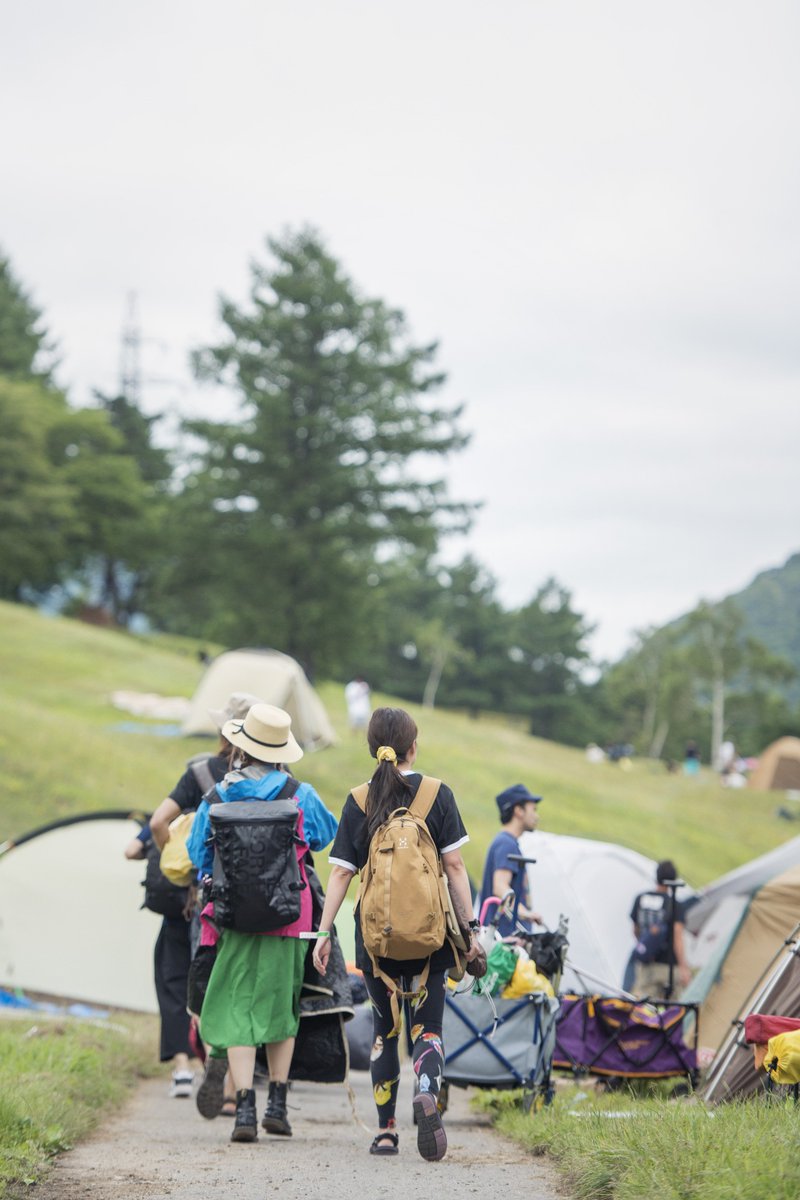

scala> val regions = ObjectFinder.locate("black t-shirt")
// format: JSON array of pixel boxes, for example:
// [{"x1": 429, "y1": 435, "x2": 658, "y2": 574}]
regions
[
  {"x1": 168, "y1": 753, "x2": 228, "y2": 813},
  {"x1": 630, "y1": 890, "x2": 686, "y2": 965},
  {"x1": 329, "y1": 774, "x2": 469, "y2": 977}
]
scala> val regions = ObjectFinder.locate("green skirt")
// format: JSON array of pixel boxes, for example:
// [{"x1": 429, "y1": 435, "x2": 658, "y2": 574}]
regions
[{"x1": 200, "y1": 932, "x2": 306, "y2": 1049}]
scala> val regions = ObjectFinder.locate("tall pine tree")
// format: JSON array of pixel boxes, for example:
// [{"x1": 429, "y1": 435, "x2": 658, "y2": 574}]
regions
[
  {"x1": 0, "y1": 252, "x2": 53, "y2": 380},
  {"x1": 159, "y1": 230, "x2": 474, "y2": 674}
]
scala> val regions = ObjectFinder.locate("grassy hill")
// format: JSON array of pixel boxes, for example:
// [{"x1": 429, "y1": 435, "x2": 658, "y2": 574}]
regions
[{"x1": 0, "y1": 600, "x2": 793, "y2": 887}]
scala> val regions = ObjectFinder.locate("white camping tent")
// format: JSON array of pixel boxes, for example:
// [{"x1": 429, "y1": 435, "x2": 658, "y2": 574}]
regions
[
  {"x1": 516, "y1": 830, "x2": 688, "y2": 994},
  {"x1": 0, "y1": 814, "x2": 159, "y2": 1012},
  {"x1": 182, "y1": 648, "x2": 336, "y2": 750}
]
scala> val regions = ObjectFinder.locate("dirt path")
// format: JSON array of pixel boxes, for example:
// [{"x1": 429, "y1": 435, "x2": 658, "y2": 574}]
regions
[{"x1": 32, "y1": 1065, "x2": 562, "y2": 1199}]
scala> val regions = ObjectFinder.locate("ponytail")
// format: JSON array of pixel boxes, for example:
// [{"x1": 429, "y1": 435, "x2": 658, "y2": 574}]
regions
[{"x1": 365, "y1": 707, "x2": 418, "y2": 837}]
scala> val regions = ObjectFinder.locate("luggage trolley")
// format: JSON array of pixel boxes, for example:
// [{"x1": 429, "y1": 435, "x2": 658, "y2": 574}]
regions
[{"x1": 441, "y1": 876, "x2": 568, "y2": 1115}]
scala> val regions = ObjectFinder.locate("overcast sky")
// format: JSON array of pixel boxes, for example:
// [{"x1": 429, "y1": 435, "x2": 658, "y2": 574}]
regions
[{"x1": 3, "y1": 0, "x2": 798, "y2": 661}]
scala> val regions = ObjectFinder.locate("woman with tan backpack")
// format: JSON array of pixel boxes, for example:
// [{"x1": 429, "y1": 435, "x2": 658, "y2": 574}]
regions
[{"x1": 313, "y1": 706, "x2": 480, "y2": 1162}]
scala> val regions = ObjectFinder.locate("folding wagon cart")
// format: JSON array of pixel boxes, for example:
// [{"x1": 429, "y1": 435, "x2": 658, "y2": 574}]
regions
[{"x1": 442, "y1": 986, "x2": 561, "y2": 1113}]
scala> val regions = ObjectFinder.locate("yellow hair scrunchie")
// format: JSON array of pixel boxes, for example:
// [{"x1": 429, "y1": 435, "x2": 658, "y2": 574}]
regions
[{"x1": 376, "y1": 745, "x2": 398, "y2": 765}]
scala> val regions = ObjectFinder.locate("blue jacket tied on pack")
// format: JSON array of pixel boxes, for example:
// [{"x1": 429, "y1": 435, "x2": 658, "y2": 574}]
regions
[{"x1": 187, "y1": 769, "x2": 338, "y2": 878}]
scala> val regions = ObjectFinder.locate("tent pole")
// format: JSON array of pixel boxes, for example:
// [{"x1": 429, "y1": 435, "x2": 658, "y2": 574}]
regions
[
  {"x1": 566, "y1": 959, "x2": 638, "y2": 1001},
  {"x1": 704, "y1": 929, "x2": 800, "y2": 1103}
]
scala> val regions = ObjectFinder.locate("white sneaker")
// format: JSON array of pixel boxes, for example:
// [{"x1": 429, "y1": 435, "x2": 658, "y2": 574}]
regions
[{"x1": 170, "y1": 1070, "x2": 194, "y2": 1098}]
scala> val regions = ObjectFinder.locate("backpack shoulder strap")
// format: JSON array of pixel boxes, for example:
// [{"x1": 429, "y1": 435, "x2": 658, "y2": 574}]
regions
[
  {"x1": 352, "y1": 776, "x2": 441, "y2": 818},
  {"x1": 276, "y1": 774, "x2": 300, "y2": 800},
  {"x1": 351, "y1": 782, "x2": 370, "y2": 812},
  {"x1": 187, "y1": 754, "x2": 216, "y2": 796},
  {"x1": 409, "y1": 776, "x2": 441, "y2": 822}
]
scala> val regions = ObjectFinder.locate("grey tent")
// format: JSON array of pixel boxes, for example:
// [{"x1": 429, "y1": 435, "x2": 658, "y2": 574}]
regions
[
  {"x1": 682, "y1": 835, "x2": 800, "y2": 992},
  {"x1": 182, "y1": 648, "x2": 336, "y2": 750},
  {"x1": 685, "y1": 835, "x2": 800, "y2": 936}
]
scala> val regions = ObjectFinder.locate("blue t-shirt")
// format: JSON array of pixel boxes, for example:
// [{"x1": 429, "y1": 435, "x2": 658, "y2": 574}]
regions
[{"x1": 480, "y1": 830, "x2": 530, "y2": 937}]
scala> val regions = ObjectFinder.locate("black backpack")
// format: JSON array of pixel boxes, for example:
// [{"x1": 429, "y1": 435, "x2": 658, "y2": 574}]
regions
[
  {"x1": 632, "y1": 891, "x2": 672, "y2": 963},
  {"x1": 209, "y1": 777, "x2": 306, "y2": 933},
  {"x1": 140, "y1": 753, "x2": 221, "y2": 919},
  {"x1": 142, "y1": 840, "x2": 189, "y2": 919}
]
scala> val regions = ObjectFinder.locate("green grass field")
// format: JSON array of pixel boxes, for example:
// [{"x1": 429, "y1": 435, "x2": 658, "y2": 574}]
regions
[{"x1": 0, "y1": 599, "x2": 790, "y2": 888}]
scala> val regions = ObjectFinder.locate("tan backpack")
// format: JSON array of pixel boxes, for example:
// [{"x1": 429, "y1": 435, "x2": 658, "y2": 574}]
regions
[{"x1": 352, "y1": 775, "x2": 465, "y2": 1032}]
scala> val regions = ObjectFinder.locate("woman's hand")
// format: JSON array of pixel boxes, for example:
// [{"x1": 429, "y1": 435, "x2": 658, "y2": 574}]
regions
[
  {"x1": 465, "y1": 931, "x2": 481, "y2": 963},
  {"x1": 312, "y1": 936, "x2": 331, "y2": 976}
]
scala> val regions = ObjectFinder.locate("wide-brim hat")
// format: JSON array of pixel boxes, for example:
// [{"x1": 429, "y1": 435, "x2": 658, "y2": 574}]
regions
[
  {"x1": 208, "y1": 691, "x2": 264, "y2": 733},
  {"x1": 222, "y1": 702, "x2": 304, "y2": 764}
]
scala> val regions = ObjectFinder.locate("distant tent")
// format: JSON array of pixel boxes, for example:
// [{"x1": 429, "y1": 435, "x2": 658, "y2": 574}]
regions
[
  {"x1": 683, "y1": 863, "x2": 800, "y2": 1058},
  {"x1": 749, "y1": 736, "x2": 800, "y2": 791},
  {"x1": 516, "y1": 830, "x2": 691, "y2": 994},
  {"x1": 701, "y1": 925, "x2": 800, "y2": 1102},
  {"x1": 182, "y1": 648, "x2": 336, "y2": 750},
  {"x1": 0, "y1": 813, "x2": 160, "y2": 1012}
]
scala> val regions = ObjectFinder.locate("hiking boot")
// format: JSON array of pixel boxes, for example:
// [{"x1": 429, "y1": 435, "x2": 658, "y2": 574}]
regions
[
  {"x1": 412, "y1": 1092, "x2": 447, "y2": 1161},
  {"x1": 169, "y1": 1070, "x2": 194, "y2": 1098},
  {"x1": 261, "y1": 1081, "x2": 292, "y2": 1136},
  {"x1": 231, "y1": 1088, "x2": 258, "y2": 1142},
  {"x1": 196, "y1": 1055, "x2": 227, "y2": 1119}
]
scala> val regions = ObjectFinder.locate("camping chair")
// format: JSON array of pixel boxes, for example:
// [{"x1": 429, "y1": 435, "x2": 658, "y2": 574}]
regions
[
  {"x1": 744, "y1": 1013, "x2": 800, "y2": 1102},
  {"x1": 554, "y1": 994, "x2": 699, "y2": 1086}
]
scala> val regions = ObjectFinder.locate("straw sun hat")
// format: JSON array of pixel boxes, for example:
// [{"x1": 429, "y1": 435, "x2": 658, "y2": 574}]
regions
[{"x1": 222, "y1": 702, "x2": 303, "y2": 764}]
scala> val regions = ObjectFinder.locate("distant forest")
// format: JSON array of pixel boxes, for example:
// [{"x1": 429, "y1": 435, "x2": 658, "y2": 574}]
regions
[{"x1": 1, "y1": 234, "x2": 798, "y2": 765}]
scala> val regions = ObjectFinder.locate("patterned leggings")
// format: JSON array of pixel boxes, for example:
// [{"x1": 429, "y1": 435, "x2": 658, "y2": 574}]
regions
[{"x1": 364, "y1": 969, "x2": 447, "y2": 1129}]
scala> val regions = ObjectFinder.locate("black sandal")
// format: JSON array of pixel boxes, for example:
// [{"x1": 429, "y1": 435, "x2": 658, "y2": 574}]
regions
[{"x1": 369, "y1": 1131, "x2": 399, "y2": 1156}]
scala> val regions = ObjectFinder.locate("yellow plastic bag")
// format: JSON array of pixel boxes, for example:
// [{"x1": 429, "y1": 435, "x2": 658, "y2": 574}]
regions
[
  {"x1": 501, "y1": 958, "x2": 554, "y2": 999},
  {"x1": 764, "y1": 1030, "x2": 800, "y2": 1085},
  {"x1": 159, "y1": 812, "x2": 195, "y2": 886}
]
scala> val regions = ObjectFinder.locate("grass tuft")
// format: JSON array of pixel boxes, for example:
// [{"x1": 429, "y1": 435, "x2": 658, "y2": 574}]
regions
[
  {"x1": 479, "y1": 1083, "x2": 800, "y2": 1200},
  {"x1": 0, "y1": 1014, "x2": 157, "y2": 1197}
]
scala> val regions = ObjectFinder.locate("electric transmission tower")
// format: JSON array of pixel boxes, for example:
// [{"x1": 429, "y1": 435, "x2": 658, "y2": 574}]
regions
[{"x1": 119, "y1": 290, "x2": 142, "y2": 404}]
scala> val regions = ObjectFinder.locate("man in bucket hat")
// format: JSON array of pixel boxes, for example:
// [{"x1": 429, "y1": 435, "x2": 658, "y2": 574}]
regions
[{"x1": 479, "y1": 784, "x2": 543, "y2": 938}]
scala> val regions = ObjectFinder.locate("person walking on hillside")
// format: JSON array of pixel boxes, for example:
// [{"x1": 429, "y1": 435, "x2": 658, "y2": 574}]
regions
[
  {"x1": 480, "y1": 784, "x2": 544, "y2": 937},
  {"x1": 123, "y1": 692, "x2": 262, "y2": 1104},
  {"x1": 313, "y1": 706, "x2": 480, "y2": 1162},
  {"x1": 187, "y1": 703, "x2": 338, "y2": 1143},
  {"x1": 344, "y1": 676, "x2": 371, "y2": 731}
]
